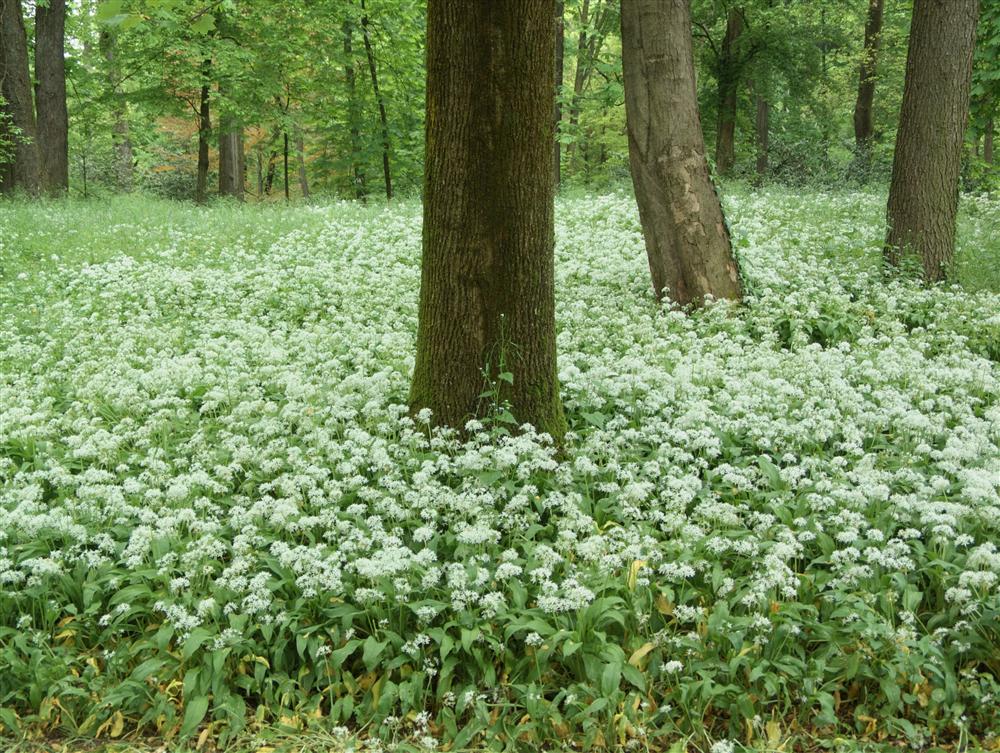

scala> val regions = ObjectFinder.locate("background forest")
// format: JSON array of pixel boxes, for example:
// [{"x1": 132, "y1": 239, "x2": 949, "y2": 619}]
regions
[{"x1": 1, "y1": 0, "x2": 998, "y2": 201}]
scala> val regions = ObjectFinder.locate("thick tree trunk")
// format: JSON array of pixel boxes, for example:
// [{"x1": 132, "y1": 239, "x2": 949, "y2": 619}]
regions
[
  {"x1": 343, "y1": 20, "x2": 367, "y2": 201},
  {"x1": 554, "y1": 0, "x2": 564, "y2": 189},
  {"x1": 714, "y1": 8, "x2": 742, "y2": 176},
  {"x1": 622, "y1": 0, "x2": 743, "y2": 306},
  {"x1": 195, "y1": 59, "x2": 211, "y2": 204},
  {"x1": 410, "y1": 1, "x2": 566, "y2": 441},
  {"x1": 754, "y1": 90, "x2": 769, "y2": 179},
  {"x1": 218, "y1": 121, "x2": 245, "y2": 200},
  {"x1": 885, "y1": 0, "x2": 979, "y2": 281},
  {"x1": 853, "y1": 0, "x2": 884, "y2": 170},
  {"x1": 100, "y1": 30, "x2": 135, "y2": 193},
  {"x1": 360, "y1": 0, "x2": 392, "y2": 200},
  {"x1": 296, "y1": 127, "x2": 309, "y2": 198},
  {"x1": 986, "y1": 114, "x2": 995, "y2": 165},
  {"x1": 35, "y1": 0, "x2": 69, "y2": 194},
  {"x1": 0, "y1": 0, "x2": 41, "y2": 195}
]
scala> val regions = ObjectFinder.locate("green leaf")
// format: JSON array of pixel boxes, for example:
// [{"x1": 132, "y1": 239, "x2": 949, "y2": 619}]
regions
[
  {"x1": 600, "y1": 661, "x2": 621, "y2": 696},
  {"x1": 190, "y1": 13, "x2": 216, "y2": 35},
  {"x1": 363, "y1": 635, "x2": 388, "y2": 671},
  {"x1": 180, "y1": 695, "x2": 209, "y2": 738}
]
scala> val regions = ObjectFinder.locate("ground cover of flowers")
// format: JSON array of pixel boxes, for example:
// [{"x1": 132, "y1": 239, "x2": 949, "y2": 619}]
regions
[{"x1": 1, "y1": 188, "x2": 999, "y2": 752}]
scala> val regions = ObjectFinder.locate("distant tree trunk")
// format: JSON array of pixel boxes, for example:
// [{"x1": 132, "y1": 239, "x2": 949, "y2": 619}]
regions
[
  {"x1": 283, "y1": 131, "x2": 289, "y2": 201},
  {"x1": 986, "y1": 114, "x2": 995, "y2": 165},
  {"x1": 622, "y1": 0, "x2": 743, "y2": 306},
  {"x1": 360, "y1": 0, "x2": 392, "y2": 200},
  {"x1": 0, "y1": 0, "x2": 41, "y2": 195},
  {"x1": 754, "y1": 89, "x2": 769, "y2": 179},
  {"x1": 35, "y1": 0, "x2": 69, "y2": 194},
  {"x1": 885, "y1": 0, "x2": 979, "y2": 281},
  {"x1": 343, "y1": 20, "x2": 367, "y2": 201},
  {"x1": 218, "y1": 110, "x2": 245, "y2": 200},
  {"x1": 410, "y1": 0, "x2": 567, "y2": 442},
  {"x1": 100, "y1": 30, "x2": 135, "y2": 193},
  {"x1": 853, "y1": 0, "x2": 884, "y2": 171},
  {"x1": 296, "y1": 127, "x2": 310, "y2": 198},
  {"x1": 264, "y1": 146, "x2": 278, "y2": 194},
  {"x1": 195, "y1": 59, "x2": 211, "y2": 204},
  {"x1": 565, "y1": 0, "x2": 611, "y2": 168},
  {"x1": 554, "y1": 0, "x2": 564, "y2": 189},
  {"x1": 714, "y1": 7, "x2": 743, "y2": 176}
]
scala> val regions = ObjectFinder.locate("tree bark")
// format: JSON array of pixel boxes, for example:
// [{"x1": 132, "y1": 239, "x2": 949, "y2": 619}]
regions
[
  {"x1": 0, "y1": 0, "x2": 41, "y2": 195},
  {"x1": 296, "y1": 127, "x2": 310, "y2": 198},
  {"x1": 885, "y1": 0, "x2": 979, "y2": 281},
  {"x1": 554, "y1": 0, "x2": 564, "y2": 189},
  {"x1": 100, "y1": 30, "x2": 135, "y2": 193},
  {"x1": 283, "y1": 130, "x2": 289, "y2": 201},
  {"x1": 410, "y1": 0, "x2": 566, "y2": 441},
  {"x1": 714, "y1": 7, "x2": 743, "y2": 176},
  {"x1": 195, "y1": 59, "x2": 211, "y2": 203},
  {"x1": 622, "y1": 0, "x2": 743, "y2": 306},
  {"x1": 754, "y1": 89, "x2": 769, "y2": 179},
  {"x1": 35, "y1": 0, "x2": 69, "y2": 194},
  {"x1": 853, "y1": 0, "x2": 884, "y2": 170},
  {"x1": 218, "y1": 81, "x2": 244, "y2": 201},
  {"x1": 360, "y1": 0, "x2": 392, "y2": 200},
  {"x1": 343, "y1": 20, "x2": 367, "y2": 201}
]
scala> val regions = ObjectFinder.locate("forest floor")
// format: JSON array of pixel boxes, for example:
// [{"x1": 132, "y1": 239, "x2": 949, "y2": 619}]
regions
[{"x1": 1, "y1": 187, "x2": 999, "y2": 753}]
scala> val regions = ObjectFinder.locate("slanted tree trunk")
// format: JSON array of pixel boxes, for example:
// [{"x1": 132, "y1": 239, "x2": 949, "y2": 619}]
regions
[
  {"x1": 0, "y1": 0, "x2": 41, "y2": 195},
  {"x1": 885, "y1": 0, "x2": 979, "y2": 281},
  {"x1": 343, "y1": 19, "x2": 367, "y2": 201},
  {"x1": 622, "y1": 0, "x2": 743, "y2": 306},
  {"x1": 35, "y1": 0, "x2": 68, "y2": 194},
  {"x1": 714, "y1": 7, "x2": 743, "y2": 176},
  {"x1": 754, "y1": 87, "x2": 769, "y2": 179},
  {"x1": 360, "y1": 0, "x2": 392, "y2": 200},
  {"x1": 554, "y1": 0, "x2": 564, "y2": 189},
  {"x1": 195, "y1": 59, "x2": 211, "y2": 203},
  {"x1": 100, "y1": 30, "x2": 135, "y2": 193},
  {"x1": 852, "y1": 0, "x2": 884, "y2": 172},
  {"x1": 410, "y1": 0, "x2": 567, "y2": 442},
  {"x1": 296, "y1": 127, "x2": 309, "y2": 198}
]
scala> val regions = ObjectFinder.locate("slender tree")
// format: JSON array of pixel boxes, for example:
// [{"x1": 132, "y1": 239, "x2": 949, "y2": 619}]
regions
[
  {"x1": 100, "y1": 30, "x2": 135, "y2": 193},
  {"x1": 195, "y1": 58, "x2": 212, "y2": 203},
  {"x1": 622, "y1": 0, "x2": 743, "y2": 305},
  {"x1": 35, "y1": 0, "x2": 69, "y2": 193},
  {"x1": 885, "y1": 0, "x2": 979, "y2": 281},
  {"x1": 0, "y1": 0, "x2": 41, "y2": 195},
  {"x1": 714, "y1": 7, "x2": 743, "y2": 176},
  {"x1": 360, "y1": 0, "x2": 392, "y2": 200},
  {"x1": 852, "y1": 0, "x2": 884, "y2": 173},
  {"x1": 343, "y1": 19, "x2": 367, "y2": 201},
  {"x1": 410, "y1": 0, "x2": 566, "y2": 441}
]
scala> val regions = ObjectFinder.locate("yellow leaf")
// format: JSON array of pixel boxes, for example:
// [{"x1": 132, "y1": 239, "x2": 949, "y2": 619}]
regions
[
  {"x1": 628, "y1": 642, "x2": 656, "y2": 668},
  {"x1": 766, "y1": 719, "x2": 781, "y2": 745},
  {"x1": 197, "y1": 725, "x2": 211, "y2": 749},
  {"x1": 656, "y1": 594, "x2": 674, "y2": 615},
  {"x1": 626, "y1": 560, "x2": 647, "y2": 591},
  {"x1": 110, "y1": 710, "x2": 125, "y2": 738}
]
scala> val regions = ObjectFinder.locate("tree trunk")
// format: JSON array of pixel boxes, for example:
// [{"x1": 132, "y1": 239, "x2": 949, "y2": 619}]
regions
[
  {"x1": 283, "y1": 131, "x2": 289, "y2": 201},
  {"x1": 35, "y1": 0, "x2": 69, "y2": 194},
  {"x1": 986, "y1": 113, "x2": 995, "y2": 165},
  {"x1": 0, "y1": 0, "x2": 41, "y2": 195},
  {"x1": 218, "y1": 122, "x2": 245, "y2": 200},
  {"x1": 360, "y1": 0, "x2": 392, "y2": 200},
  {"x1": 410, "y1": 0, "x2": 566, "y2": 442},
  {"x1": 195, "y1": 59, "x2": 211, "y2": 203},
  {"x1": 885, "y1": 0, "x2": 979, "y2": 281},
  {"x1": 622, "y1": 0, "x2": 743, "y2": 306},
  {"x1": 565, "y1": 0, "x2": 611, "y2": 168},
  {"x1": 343, "y1": 20, "x2": 367, "y2": 201},
  {"x1": 754, "y1": 89, "x2": 769, "y2": 179},
  {"x1": 853, "y1": 0, "x2": 884, "y2": 170},
  {"x1": 296, "y1": 127, "x2": 310, "y2": 198},
  {"x1": 554, "y1": 0, "x2": 564, "y2": 189},
  {"x1": 100, "y1": 30, "x2": 135, "y2": 193},
  {"x1": 714, "y1": 8, "x2": 743, "y2": 176}
]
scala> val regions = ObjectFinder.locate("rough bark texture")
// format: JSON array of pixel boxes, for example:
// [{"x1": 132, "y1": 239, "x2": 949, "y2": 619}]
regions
[
  {"x1": 35, "y1": 0, "x2": 69, "y2": 194},
  {"x1": 885, "y1": 0, "x2": 979, "y2": 281},
  {"x1": 100, "y1": 30, "x2": 135, "y2": 193},
  {"x1": 195, "y1": 59, "x2": 211, "y2": 203},
  {"x1": 714, "y1": 8, "x2": 742, "y2": 176},
  {"x1": 0, "y1": 0, "x2": 41, "y2": 195},
  {"x1": 622, "y1": 0, "x2": 743, "y2": 306},
  {"x1": 360, "y1": 0, "x2": 392, "y2": 200},
  {"x1": 853, "y1": 0, "x2": 884, "y2": 166},
  {"x1": 554, "y1": 0, "x2": 564, "y2": 189},
  {"x1": 343, "y1": 20, "x2": 367, "y2": 201},
  {"x1": 410, "y1": 0, "x2": 566, "y2": 442},
  {"x1": 218, "y1": 92, "x2": 245, "y2": 200}
]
